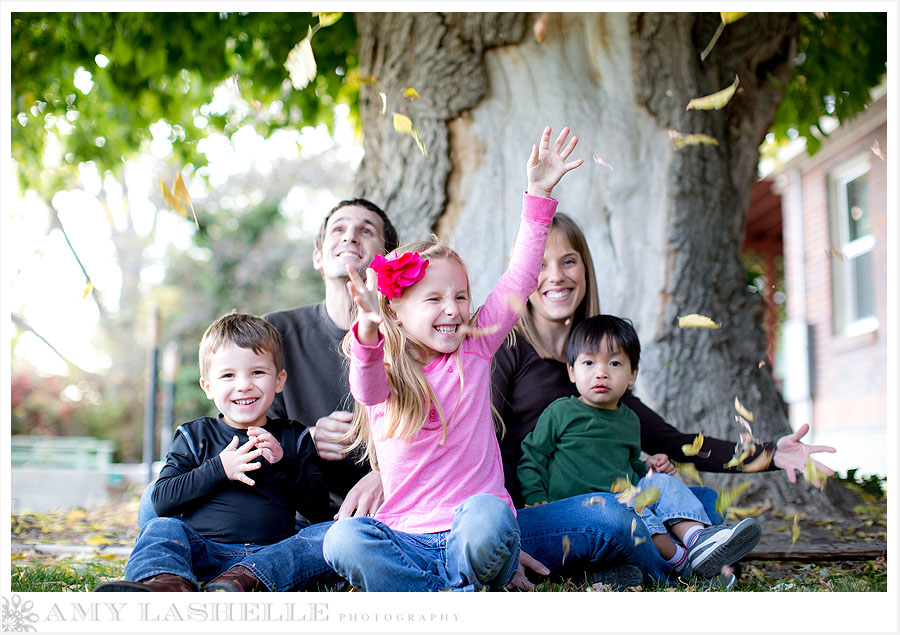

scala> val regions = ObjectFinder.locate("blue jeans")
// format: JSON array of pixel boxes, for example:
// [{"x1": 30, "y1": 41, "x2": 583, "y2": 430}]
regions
[
  {"x1": 636, "y1": 473, "x2": 711, "y2": 535},
  {"x1": 323, "y1": 493, "x2": 520, "y2": 591},
  {"x1": 515, "y1": 485, "x2": 722, "y2": 584},
  {"x1": 125, "y1": 517, "x2": 334, "y2": 591},
  {"x1": 137, "y1": 482, "x2": 158, "y2": 528}
]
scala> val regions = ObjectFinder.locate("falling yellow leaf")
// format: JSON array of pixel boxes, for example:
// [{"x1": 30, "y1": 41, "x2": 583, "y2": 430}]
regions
[
  {"x1": 610, "y1": 477, "x2": 640, "y2": 507},
  {"x1": 831, "y1": 245, "x2": 846, "y2": 260},
  {"x1": 159, "y1": 176, "x2": 187, "y2": 218},
  {"x1": 393, "y1": 112, "x2": 413, "y2": 134},
  {"x1": 81, "y1": 281, "x2": 94, "y2": 301},
  {"x1": 682, "y1": 433, "x2": 706, "y2": 457},
  {"x1": 734, "y1": 396, "x2": 754, "y2": 422},
  {"x1": 633, "y1": 486, "x2": 661, "y2": 514},
  {"x1": 715, "y1": 481, "x2": 752, "y2": 516},
  {"x1": 634, "y1": 535, "x2": 647, "y2": 546},
  {"x1": 674, "y1": 462, "x2": 703, "y2": 486},
  {"x1": 403, "y1": 87, "x2": 421, "y2": 100},
  {"x1": 726, "y1": 502, "x2": 770, "y2": 519},
  {"x1": 803, "y1": 457, "x2": 829, "y2": 491},
  {"x1": 720, "y1": 12, "x2": 748, "y2": 24},
  {"x1": 379, "y1": 92, "x2": 387, "y2": 115},
  {"x1": 593, "y1": 152, "x2": 615, "y2": 171},
  {"x1": 315, "y1": 12, "x2": 342, "y2": 27},
  {"x1": 741, "y1": 448, "x2": 774, "y2": 473},
  {"x1": 285, "y1": 35, "x2": 317, "y2": 90},
  {"x1": 561, "y1": 534, "x2": 571, "y2": 565},
  {"x1": 359, "y1": 75, "x2": 379, "y2": 84},
  {"x1": 686, "y1": 75, "x2": 740, "y2": 111},
  {"x1": 533, "y1": 13, "x2": 549, "y2": 44},
  {"x1": 758, "y1": 360, "x2": 766, "y2": 369},
  {"x1": 459, "y1": 323, "x2": 500, "y2": 339},
  {"x1": 669, "y1": 131, "x2": 720, "y2": 149},
  {"x1": 791, "y1": 512, "x2": 801, "y2": 544},
  {"x1": 870, "y1": 140, "x2": 886, "y2": 161},
  {"x1": 724, "y1": 447, "x2": 752, "y2": 469},
  {"x1": 173, "y1": 172, "x2": 199, "y2": 229},
  {"x1": 678, "y1": 314, "x2": 721, "y2": 329},
  {"x1": 504, "y1": 294, "x2": 528, "y2": 315},
  {"x1": 583, "y1": 496, "x2": 606, "y2": 507},
  {"x1": 411, "y1": 127, "x2": 428, "y2": 158}
]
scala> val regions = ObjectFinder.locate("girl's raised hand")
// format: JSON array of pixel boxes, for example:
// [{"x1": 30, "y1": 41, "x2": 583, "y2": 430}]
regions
[
  {"x1": 346, "y1": 264, "x2": 382, "y2": 344},
  {"x1": 526, "y1": 126, "x2": 583, "y2": 198}
]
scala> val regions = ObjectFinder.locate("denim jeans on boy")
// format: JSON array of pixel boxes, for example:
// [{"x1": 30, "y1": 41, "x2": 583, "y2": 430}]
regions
[
  {"x1": 323, "y1": 493, "x2": 520, "y2": 591},
  {"x1": 125, "y1": 516, "x2": 334, "y2": 591},
  {"x1": 635, "y1": 472, "x2": 711, "y2": 536},
  {"x1": 515, "y1": 484, "x2": 721, "y2": 585}
]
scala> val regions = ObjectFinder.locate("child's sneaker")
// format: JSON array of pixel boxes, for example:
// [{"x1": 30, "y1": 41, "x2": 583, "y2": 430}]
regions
[{"x1": 681, "y1": 518, "x2": 761, "y2": 580}]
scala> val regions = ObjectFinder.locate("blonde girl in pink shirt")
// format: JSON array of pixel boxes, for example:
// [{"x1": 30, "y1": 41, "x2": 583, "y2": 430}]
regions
[{"x1": 322, "y1": 127, "x2": 582, "y2": 591}]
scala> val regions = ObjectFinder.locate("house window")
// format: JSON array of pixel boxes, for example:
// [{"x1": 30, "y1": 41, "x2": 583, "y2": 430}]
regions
[{"x1": 829, "y1": 154, "x2": 877, "y2": 336}]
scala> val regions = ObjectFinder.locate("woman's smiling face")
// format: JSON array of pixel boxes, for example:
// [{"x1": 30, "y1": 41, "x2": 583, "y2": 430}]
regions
[{"x1": 528, "y1": 229, "x2": 587, "y2": 326}]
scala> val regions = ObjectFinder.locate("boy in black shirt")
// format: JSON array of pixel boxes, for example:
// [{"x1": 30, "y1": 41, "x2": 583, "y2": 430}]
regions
[{"x1": 96, "y1": 312, "x2": 331, "y2": 592}]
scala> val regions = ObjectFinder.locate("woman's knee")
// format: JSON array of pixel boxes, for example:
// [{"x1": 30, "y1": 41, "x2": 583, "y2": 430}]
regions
[{"x1": 323, "y1": 518, "x2": 377, "y2": 566}]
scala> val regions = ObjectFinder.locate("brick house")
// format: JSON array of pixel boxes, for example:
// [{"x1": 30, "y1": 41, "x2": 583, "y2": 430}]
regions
[{"x1": 744, "y1": 89, "x2": 888, "y2": 477}]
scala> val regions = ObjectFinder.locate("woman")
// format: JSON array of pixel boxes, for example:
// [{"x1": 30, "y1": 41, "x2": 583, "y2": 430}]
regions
[{"x1": 500, "y1": 213, "x2": 836, "y2": 587}]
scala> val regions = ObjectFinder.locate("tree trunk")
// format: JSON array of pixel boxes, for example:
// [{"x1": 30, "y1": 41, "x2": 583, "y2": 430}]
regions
[{"x1": 354, "y1": 12, "x2": 844, "y2": 516}]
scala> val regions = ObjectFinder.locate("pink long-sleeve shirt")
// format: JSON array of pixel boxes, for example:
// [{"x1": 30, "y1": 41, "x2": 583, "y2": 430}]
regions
[{"x1": 349, "y1": 193, "x2": 557, "y2": 533}]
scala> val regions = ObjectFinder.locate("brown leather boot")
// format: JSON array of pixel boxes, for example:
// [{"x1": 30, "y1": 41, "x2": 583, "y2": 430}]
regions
[
  {"x1": 205, "y1": 565, "x2": 267, "y2": 592},
  {"x1": 94, "y1": 573, "x2": 196, "y2": 592}
]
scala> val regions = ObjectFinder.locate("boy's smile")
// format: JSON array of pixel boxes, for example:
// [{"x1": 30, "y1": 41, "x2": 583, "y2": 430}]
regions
[
  {"x1": 567, "y1": 338, "x2": 637, "y2": 410},
  {"x1": 200, "y1": 342, "x2": 287, "y2": 429}
]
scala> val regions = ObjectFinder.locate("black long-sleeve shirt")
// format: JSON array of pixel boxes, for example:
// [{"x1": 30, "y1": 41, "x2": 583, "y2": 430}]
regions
[
  {"x1": 491, "y1": 337, "x2": 776, "y2": 507},
  {"x1": 152, "y1": 416, "x2": 330, "y2": 544}
]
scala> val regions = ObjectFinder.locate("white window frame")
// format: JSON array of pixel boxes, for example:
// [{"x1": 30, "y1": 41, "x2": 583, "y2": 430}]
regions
[{"x1": 829, "y1": 153, "x2": 878, "y2": 337}]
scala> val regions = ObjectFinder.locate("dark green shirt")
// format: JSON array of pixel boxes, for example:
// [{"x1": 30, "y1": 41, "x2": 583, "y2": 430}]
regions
[{"x1": 518, "y1": 397, "x2": 646, "y2": 505}]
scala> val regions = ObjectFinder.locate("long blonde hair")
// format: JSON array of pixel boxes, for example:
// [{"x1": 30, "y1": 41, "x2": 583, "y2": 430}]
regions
[
  {"x1": 341, "y1": 237, "x2": 475, "y2": 470},
  {"x1": 513, "y1": 212, "x2": 601, "y2": 359}
]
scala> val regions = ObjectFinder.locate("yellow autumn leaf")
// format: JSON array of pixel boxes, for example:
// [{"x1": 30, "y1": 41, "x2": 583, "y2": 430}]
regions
[
  {"x1": 686, "y1": 75, "x2": 740, "y2": 111},
  {"x1": 803, "y1": 457, "x2": 829, "y2": 491},
  {"x1": 741, "y1": 448, "x2": 774, "y2": 473},
  {"x1": 459, "y1": 323, "x2": 500, "y2": 339},
  {"x1": 669, "y1": 131, "x2": 720, "y2": 149},
  {"x1": 734, "y1": 396, "x2": 754, "y2": 422},
  {"x1": 633, "y1": 486, "x2": 661, "y2": 514},
  {"x1": 403, "y1": 87, "x2": 421, "y2": 100},
  {"x1": 561, "y1": 534, "x2": 571, "y2": 565},
  {"x1": 678, "y1": 314, "x2": 721, "y2": 329},
  {"x1": 85, "y1": 535, "x2": 108, "y2": 546},
  {"x1": 720, "y1": 12, "x2": 748, "y2": 24},
  {"x1": 593, "y1": 152, "x2": 615, "y2": 171},
  {"x1": 583, "y1": 495, "x2": 606, "y2": 507},
  {"x1": 359, "y1": 75, "x2": 379, "y2": 85},
  {"x1": 610, "y1": 477, "x2": 640, "y2": 507},
  {"x1": 159, "y1": 176, "x2": 187, "y2": 218},
  {"x1": 791, "y1": 512, "x2": 801, "y2": 544},
  {"x1": 285, "y1": 35, "x2": 317, "y2": 90},
  {"x1": 682, "y1": 433, "x2": 706, "y2": 457},
  {"x1": 674, "y1": 461, "x2": 703, "y2": 486},
  {"x1": 379, "y1": 92, "x2": 387, "y2": 115},
  {"x1": 715, "y1": 481, "x2": 752, "y2": 516},
  {"x1": 870, "y1": 140, "x2": 886, "y2": 161},
  {"x1": 533, "y1": 13, "x2": 549, "y2": 43},
  {"x1": 81, "y1": 281, "x2": 94, "y2": 301},
  {"x1": 393, "y1": 112, "x2": 413, "y2": 134},
  {"x1": 724, "y1": 447, "x2": 752, "y2": 469},
  {"x1": 411, "y1": 127, "x2": 428, "y2": 158},
  {"x1": 315, "y1": 12, "x2": 342, "y2": 27},
  {"x1": 726, "y1": 504, "x2": 768, "y2": 518},
  {"x1": 173, "y1": 172, "x2": 199, "y2": 229}
]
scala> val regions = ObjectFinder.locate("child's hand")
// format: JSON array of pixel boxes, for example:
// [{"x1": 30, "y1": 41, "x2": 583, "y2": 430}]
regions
[
  {"x1": 646, "y1": 453, "x2": 677, "y2": 475},
  {"x1": 346, "y1": 264, "x2": 381, "y2": 345},
  {"x1": 247, "y1": 426, "x2": 284, "y2": 464},
  {"x1": 219, "y1": 436, "x2": 263, "y2": 486},
  {"x1": 526, "y1": 126, "x2": 583, "y2": 198}
]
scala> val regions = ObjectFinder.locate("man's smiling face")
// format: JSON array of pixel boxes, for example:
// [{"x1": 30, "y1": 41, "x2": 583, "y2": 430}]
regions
[{"x1": 313, "y1": 205, "x2": 387, "y2": 280}]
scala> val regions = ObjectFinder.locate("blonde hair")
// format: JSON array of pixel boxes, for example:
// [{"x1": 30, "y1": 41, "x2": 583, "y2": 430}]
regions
[
  {"x1": 513, "y1": 212, "x2": 600, "y2": 359},
  {"x1": 341, "y1": 237, "x2": 475, "y2": 470}
]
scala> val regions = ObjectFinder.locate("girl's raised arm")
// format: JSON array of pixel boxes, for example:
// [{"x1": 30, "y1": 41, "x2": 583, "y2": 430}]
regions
[
  {"x1": 346, "y1": 264, "x2": 382, "y2": 346},
  {"x1": 526, "y1": 126, "x2": 583, "y2": 199}
]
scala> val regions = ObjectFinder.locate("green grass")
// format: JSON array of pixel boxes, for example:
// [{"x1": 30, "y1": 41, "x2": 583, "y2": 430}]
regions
[{"x1": 10, "y1": 561, "x2": 126, "y2": 593}]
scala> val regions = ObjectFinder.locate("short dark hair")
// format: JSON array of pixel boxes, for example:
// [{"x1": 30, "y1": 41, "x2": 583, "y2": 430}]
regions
[
  {"x1": 567, "y1": 314, "x2": 640, "y2": 371},
  {"x1": 199, "y1": 311, "x2": 284, "y2": 378},
  {"x1": 314, "y1": 198, "x2": 399, "y2": 254}
]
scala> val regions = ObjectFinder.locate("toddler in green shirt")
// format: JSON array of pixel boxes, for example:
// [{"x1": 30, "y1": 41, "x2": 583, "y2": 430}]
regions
[{"x1": 518, "y1": 315, "x2": 761, "y2": 585}]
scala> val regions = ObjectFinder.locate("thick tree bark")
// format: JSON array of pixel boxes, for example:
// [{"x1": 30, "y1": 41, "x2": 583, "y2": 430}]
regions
[{"x1": 354, "y1": 12, "x2": 843, "y2": 516}]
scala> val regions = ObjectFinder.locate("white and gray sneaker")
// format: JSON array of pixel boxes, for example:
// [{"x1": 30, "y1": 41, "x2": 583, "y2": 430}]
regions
[{"x1": 682, "y1": 518, "x2": 761, "y2": 580}]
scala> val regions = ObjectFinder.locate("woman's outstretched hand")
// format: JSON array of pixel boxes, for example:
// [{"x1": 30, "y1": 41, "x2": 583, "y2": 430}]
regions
[
  {"x1": 526, "y1": 126, "x2": 583, "y2": 198},
  {"x1": 773, "y1": 423, "x2": 836, "y2": 487}
]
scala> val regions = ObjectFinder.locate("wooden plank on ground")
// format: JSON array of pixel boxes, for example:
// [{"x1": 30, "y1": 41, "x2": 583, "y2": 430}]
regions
[{"x1": 748, "y1": 534, "x2": 886, "y2": 561}]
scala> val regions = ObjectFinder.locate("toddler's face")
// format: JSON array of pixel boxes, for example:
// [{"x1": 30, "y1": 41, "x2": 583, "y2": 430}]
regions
[
  {"x1": 567, "y1": 338, "x2": 637, "y2": 410},
  {"x1": 200, "y1": 342, "x2": 287, "y2": 429}
]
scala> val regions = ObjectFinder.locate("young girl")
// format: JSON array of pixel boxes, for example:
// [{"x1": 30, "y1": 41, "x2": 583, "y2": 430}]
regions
[{"x1": 321, "y1": 126, "x2": 582, "y2": 591}]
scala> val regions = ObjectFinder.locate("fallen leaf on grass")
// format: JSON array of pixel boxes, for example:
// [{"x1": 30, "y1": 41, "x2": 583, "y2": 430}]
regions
[{"x1": 686, "y1": 75, "x2": 740, "y2": 111}]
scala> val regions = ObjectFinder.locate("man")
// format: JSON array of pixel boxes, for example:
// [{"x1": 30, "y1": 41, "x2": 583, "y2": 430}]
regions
[{"x1": 265, "y1": 199, "x2": 400, "y2": 520}]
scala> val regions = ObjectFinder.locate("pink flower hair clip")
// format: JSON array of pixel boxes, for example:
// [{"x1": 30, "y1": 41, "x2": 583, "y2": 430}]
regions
[{"x1": 370, "y1": 252, "x2": 429, "y2": 300}]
